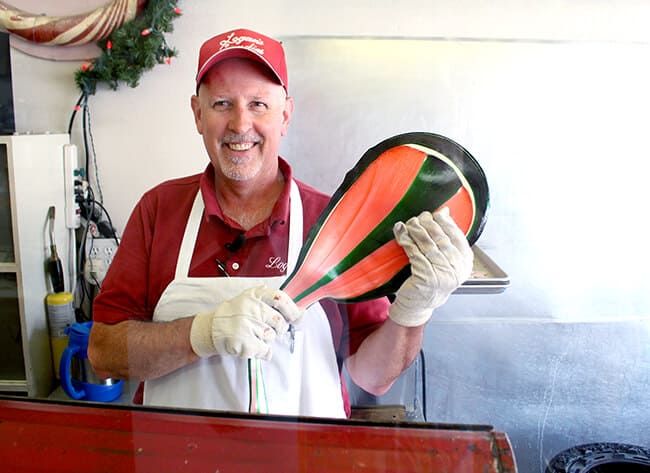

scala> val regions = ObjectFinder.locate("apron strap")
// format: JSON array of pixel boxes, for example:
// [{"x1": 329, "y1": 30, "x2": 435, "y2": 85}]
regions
[
  {"x1": 175, "y1": 190, "x2": 204, "y2": 279},
  {"x1": 286, "y1": 179, "x2": 302, "y2": 277},
  {"x1": 175, "y1": 180, "x2": 303, "y2": 279}
]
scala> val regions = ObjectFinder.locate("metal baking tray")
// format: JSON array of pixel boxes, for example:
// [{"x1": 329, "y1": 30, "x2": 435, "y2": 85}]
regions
[{"x1": 455, "y1": 246, "x2": 510, "y2": 295}]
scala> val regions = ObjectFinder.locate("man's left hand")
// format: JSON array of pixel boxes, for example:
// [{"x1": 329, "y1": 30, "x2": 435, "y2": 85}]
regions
[{"x1": 389, "y1": 208, "x2": 474, "y2": 327}]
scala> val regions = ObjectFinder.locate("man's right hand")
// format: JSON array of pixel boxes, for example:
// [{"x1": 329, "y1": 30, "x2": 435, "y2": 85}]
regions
[{"x1": 189, "y1": 286, "x2": 303, "y2": 360}]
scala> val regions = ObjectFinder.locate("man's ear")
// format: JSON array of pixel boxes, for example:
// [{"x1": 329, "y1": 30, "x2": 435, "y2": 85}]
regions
[
  {"x1": 281, "y1": 96, "x2": 294, "y2": 137},
  {"x1": 191, "y1": 94, "x2": 203, "y2": 135}
]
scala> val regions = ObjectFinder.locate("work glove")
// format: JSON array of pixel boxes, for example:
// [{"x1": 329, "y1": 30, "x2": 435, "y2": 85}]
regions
[
  {"x1": 190, "y1": 285, "x2": 303, "y2": 360},
  {"x1": 389, "y1": 208, "x2": 474, "y2": 327}
]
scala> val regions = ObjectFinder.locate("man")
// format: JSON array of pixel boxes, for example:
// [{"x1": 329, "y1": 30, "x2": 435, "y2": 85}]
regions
[{"x1": 88, "y1": 28, "x2": 473, "y2": 418}]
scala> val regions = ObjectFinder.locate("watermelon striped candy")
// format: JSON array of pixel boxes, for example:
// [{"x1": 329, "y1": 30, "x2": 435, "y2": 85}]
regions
[{"x1": 281, "y1": 132, "x2": 489, "y2": 309}]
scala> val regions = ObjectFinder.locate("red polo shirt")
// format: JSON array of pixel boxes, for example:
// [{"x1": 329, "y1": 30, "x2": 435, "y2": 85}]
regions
[{"x1": 93, "y1": 158, "x2": 390, "y2": 414}]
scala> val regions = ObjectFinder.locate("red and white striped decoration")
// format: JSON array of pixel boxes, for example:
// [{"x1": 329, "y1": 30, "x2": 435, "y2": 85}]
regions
[{"x1": 0, "y1": 0, "x2": 148, "y2": 46}]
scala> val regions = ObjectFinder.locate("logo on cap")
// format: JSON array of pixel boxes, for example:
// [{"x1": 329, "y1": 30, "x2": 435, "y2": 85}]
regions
[{"x1": 219, "y1": 32, "x2": 265, "y2": 56}]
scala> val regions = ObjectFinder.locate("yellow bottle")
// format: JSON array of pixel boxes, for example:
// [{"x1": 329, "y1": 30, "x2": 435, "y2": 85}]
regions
[{"x1": 46, "y1": 292, "x2": 75, "y2": 379}]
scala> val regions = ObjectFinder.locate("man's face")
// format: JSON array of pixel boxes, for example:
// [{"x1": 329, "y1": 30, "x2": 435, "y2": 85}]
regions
[{"x1": 191, "y1": 58, "x2": 293, "y2": 183}]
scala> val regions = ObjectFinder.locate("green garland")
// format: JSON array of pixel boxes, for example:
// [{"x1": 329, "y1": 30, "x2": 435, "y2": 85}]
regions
[{"x1": 75, "y1": 0, "x2": 181, "y2": 96}]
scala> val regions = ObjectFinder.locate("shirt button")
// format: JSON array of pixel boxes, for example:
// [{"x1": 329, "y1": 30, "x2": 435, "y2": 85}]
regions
[{"x1": 231, "y1": 262, "x2": 240, "y2": 271}]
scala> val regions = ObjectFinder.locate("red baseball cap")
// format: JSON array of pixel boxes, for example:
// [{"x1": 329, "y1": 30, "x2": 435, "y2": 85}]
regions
[{"x1": 195, "y1": 28, "x2": 288, "y2": 93}]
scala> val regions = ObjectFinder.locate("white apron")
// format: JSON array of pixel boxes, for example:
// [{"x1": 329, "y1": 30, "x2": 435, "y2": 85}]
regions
[{"x1": 143, "y1": 180, "x2": 346, "y2": 418}]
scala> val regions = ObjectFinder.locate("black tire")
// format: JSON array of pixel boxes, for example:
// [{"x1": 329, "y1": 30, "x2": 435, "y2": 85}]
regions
[{"x1": 546, "y1": 442, "x2": 650, "y2": 473}]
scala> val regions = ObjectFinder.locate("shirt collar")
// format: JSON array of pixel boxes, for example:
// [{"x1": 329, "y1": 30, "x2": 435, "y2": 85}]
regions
[{"x1": 199, "y1": 157, "x2": 294, "y2": 236}]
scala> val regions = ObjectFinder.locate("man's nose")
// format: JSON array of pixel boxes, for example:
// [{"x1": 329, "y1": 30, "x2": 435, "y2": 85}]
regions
[{"x1": 228, "y1": 105, "x2": 252, "y2": 133}]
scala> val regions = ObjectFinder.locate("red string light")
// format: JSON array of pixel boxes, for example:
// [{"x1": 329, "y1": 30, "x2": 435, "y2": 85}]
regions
[{"x1": 141, "y1": 28, "x2": 151, "y2": 36}]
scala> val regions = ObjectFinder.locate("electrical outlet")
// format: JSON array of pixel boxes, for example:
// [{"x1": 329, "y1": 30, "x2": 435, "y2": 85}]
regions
[{"x1": 84, "y1": 237, "x2": 119, "y2": 286}]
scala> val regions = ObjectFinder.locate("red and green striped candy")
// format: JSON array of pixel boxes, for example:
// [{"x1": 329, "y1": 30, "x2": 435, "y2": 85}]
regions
[{"x1": 281, "y1": 132, "x2": 489, "y2": 309}]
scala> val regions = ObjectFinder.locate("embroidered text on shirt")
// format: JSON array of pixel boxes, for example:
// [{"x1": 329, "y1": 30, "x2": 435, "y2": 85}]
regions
[{"x1": 265, "y1": 256, "x2": 287, "y2": 272}]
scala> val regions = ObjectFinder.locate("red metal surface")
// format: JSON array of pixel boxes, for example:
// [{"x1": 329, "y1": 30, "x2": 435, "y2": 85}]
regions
[{"x1": 0, "y1": 398, "x2": 517, "y2": 472}]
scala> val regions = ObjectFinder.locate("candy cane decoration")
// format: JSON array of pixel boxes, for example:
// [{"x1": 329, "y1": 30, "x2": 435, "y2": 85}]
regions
[{"x1": 0, "y1": 0, "x2": 148, "y2": 46}]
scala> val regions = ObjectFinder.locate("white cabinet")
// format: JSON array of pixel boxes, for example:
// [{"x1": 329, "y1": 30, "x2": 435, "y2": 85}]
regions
[{"x1": 0, "y1": 133, "x2": 70, "y2": 396}]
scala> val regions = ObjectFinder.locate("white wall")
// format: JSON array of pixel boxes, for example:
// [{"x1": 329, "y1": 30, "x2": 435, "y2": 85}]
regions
[{"x1": 8, "y1": 1, "x2": 650, "y2": 471}]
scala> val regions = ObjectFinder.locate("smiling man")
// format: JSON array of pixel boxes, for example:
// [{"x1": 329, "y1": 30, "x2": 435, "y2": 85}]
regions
[
  {"x1": 190, "y1": 57, "x2": 292, "y2": 230},
  {"x1": 193, "y1": 58, "x2": 292, "y2": 182},
  {"x1": 88, "y1": 28, "x2": 473, "y2": 418}
]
